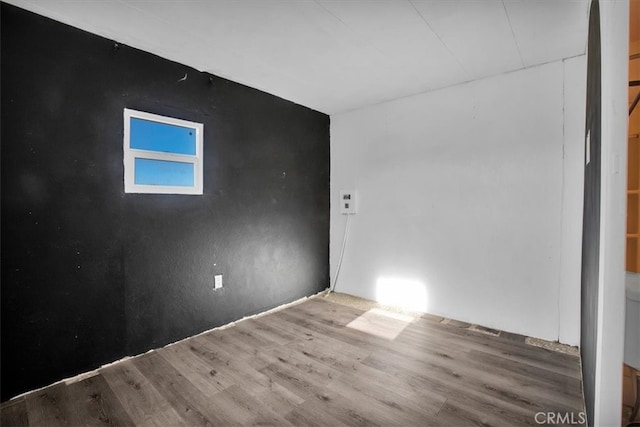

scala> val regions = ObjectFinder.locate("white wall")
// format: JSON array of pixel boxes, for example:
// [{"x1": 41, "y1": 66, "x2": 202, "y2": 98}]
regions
[
  {"x1": 330, "y1": 57, "x2": 586, "y2": 344},
  {"x1": 594, "y1": 0, "x2": 628, "y2": 425},
  {"x1": 561, "y1": 55, "x2": 588, "y2": 345}
]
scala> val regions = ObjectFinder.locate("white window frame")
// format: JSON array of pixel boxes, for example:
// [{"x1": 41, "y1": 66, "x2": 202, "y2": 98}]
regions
[{"x1": 123, "y1": 108, "x2": 203, "y2": 195}]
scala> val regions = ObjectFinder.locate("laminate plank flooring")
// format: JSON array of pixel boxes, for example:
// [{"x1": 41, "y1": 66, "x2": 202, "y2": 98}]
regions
[
  {"x1": 0, "y1": 295, "x2": 586, "y2": 426},
  {"x1": 24, "y1": 383, "x2": 70, "y2": 427},
  {"x1": 0, "y1": 398, "x2": 28, "y2": 427},
  {"x1": 64, "y1": 374, "x2": 135, "y2": 427},
  {"x1": 101, "y1": 362, "x2": 185, "y2": 426}
]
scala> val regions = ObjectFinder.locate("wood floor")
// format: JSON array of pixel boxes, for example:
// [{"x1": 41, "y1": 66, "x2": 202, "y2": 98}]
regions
[{"x1": 0, "y1": 295, "x2": 585, "y2": 426}]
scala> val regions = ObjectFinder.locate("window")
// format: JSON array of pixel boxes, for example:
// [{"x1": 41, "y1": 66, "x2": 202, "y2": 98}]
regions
[{"x1": 123, "y1": 108, "x2": 203, "y2": 194}]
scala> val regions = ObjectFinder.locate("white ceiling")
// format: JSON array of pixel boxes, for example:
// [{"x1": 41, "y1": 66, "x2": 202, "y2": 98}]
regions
[{"x1": 5, "y1": 0, "x2": 590, "y2": 115}]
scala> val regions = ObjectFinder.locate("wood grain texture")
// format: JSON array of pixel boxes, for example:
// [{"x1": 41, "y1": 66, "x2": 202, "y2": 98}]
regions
[
  {"x1": 3, "y1": 296, "x2": 586, "y2": 426},
  {"x1": 101, "y1": 361, "x2": 184, "y2": 426},
  {"x1": 64, "y1": 374, "x2": 135, "y2": 427},
  {"x1": 0, "y1": 397, "x2": 29, "y2": 427},
  {"x1": 24, "y1": 383, "x2": 70, "y2": 427}
]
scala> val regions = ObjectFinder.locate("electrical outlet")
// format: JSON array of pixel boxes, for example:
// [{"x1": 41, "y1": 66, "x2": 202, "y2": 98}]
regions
[
  {"x1": 214, "y1": 274, "x2": 223, "y2": 290},
  {"x1": 340, "y1": 190, "x2": 357, "y2": 215}
]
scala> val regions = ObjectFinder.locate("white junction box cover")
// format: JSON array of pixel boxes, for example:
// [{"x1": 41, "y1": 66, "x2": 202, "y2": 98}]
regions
[{"x1": 340, "y1": 190, "x2": 357, "y2": 215}]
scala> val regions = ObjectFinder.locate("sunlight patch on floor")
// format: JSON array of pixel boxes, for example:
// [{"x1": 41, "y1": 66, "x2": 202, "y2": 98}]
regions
[{"x1": 346, "y1": 307, "x2": 417, "y2": 340}]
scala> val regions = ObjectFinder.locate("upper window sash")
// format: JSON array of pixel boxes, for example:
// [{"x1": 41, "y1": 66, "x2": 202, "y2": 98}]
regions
[{"x1": 123, "y1": 108, "x2": 203, "y2": 195}]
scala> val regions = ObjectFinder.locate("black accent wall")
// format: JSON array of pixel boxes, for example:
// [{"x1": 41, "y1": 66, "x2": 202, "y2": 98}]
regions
[
  {"x1": 1, "y1": 3, "x2": 330, "y2": 401},
  {"x1": 580, "y1": 1, "x2": 601, "y2": 425}
]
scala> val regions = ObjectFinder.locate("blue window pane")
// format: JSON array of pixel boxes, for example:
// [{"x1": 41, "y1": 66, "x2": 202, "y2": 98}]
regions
[
  {"x1": 134, "y1": 158, "x2": 194, "y2": 187},
  {"x1": 130, "y1": 117, "x2": 196, "y2": 155}
]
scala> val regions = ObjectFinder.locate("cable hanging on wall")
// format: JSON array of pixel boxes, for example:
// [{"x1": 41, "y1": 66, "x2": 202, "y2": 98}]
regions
[{"x1": 330, "y1": 214, "x2": 351, "y2": 294}]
